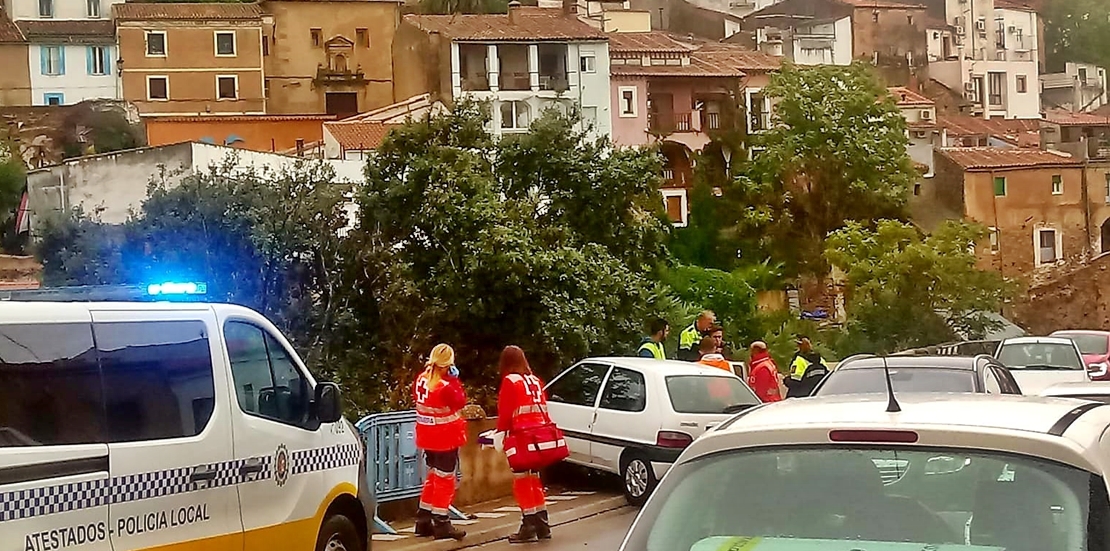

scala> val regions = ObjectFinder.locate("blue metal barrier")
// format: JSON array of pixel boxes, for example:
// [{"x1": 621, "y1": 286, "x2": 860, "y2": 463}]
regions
[{"x1": 355, "y1": 410, "x2": 469, "y2": 535}]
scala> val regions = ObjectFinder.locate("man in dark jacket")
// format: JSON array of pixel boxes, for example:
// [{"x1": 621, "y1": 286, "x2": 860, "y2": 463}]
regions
[{"x1": 784, "y1": 336, "x2": 828, "y2": 398}]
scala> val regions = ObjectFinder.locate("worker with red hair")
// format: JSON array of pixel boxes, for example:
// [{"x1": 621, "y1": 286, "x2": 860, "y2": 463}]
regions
[{"x1": 494, "y1": 346, "x2": 552, "y2": 543}]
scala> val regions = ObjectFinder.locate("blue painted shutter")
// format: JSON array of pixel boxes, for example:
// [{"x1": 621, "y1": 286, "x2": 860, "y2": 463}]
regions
[
  {"x1": 86, "y1": 46, "x2": 94, "y2": 75},
  {"x1": 57, "y1": 46, "x2": 65, "y2": 75},
  {"x1": 103, "y1": 47, "x2": 111, "y2": 75},
  {"x1": 39, "y1": 47, "x2": 47, "y2": 75}
]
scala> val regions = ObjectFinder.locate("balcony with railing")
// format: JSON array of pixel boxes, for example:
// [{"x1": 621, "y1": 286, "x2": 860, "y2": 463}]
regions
[
  {"x1": 459, "y1": 44, "x2": 490, "y2": 92},
  {"x1": 649, "y1": 112, "x2": 693, "y2": 133},
  {"x1": 498, "y1": 44, "x2": 530, "y2": 91}
]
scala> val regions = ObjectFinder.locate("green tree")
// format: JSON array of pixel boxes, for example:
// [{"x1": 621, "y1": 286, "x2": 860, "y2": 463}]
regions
[
  {"x1": 1043, "y1": 0, "x2": 1110, "y2": 74},
  {"x1": 737, "y1": 62, "x2": 916, "y2": 276},
  {"x1": 825, "y1": 219, "x2": 1013, "y2": 355}
]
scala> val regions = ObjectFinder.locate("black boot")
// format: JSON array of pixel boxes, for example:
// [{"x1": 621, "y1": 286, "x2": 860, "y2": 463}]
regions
[
  {"x1": 414, "y1": 509, "x2": 434, "y2": 537},
  {"x1": 508, "y1": 514, "x2": 539, "y2": 544},
  {"x1": 433, "y1": 516, "x2": 466, "y2": 541},
  {"x1": 534, "y1": 511, "x2": 551, "y2": 540}
]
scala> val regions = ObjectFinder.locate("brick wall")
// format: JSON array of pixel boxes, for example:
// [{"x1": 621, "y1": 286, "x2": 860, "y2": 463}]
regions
[{"x1": 1012, "y1": 253, "x2": 1110, "y2": 334}]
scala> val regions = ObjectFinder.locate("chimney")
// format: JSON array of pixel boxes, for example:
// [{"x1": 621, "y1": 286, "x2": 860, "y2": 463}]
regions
[
  {"x1": 508, "y1": 0, "x2": 520, "y2": 23},
  {"x1": 562, "y1": 0, "x2": 576, "y2": 15}
]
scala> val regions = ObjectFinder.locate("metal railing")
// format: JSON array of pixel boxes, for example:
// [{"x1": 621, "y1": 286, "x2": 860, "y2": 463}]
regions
[{"x1": 355, "y1": 410, "x2": 468, "y2": 534}]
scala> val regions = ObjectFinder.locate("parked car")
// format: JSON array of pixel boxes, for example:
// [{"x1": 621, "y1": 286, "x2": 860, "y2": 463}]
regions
[
  {"x1": 993, "y1": 336, "x2": 1088, "y2": 394},
  {"x1": 1050, "y1": 330, "x2": 1110, "y2": 381},
  {"x1": 544, "y1": 357, "x2": 760, "y2": 505},
  {"x1": 1040, "y1": 381, "x2": 1110, "y2": 403},
  {"x1": 618, "y1": 392, "x2": 1110, "y2": 551},
  {"x1": 811, "y1": 354, "x2": 1021, "y2": 396}
]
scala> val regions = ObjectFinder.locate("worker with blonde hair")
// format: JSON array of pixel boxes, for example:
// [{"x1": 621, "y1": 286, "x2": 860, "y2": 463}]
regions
[{"x1": 413, "y1": 343, "x2": 468, "y2": 540}]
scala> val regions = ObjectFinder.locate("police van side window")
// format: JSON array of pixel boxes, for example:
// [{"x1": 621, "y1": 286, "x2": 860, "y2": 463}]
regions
[
  {"x1": 224, "y1": 321, "x2": 310, "y2": 427},
  {"x1": 95, "y1": 321, "x2": 216, "y2": 442},
  {"x1": 0, "y1": 323, "x2": 104, "y2": 446}
]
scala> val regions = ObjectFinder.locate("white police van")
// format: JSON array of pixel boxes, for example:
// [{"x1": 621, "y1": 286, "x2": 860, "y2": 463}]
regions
[{"x1": 0, "y1": 284, "x2": 373, "y2": 551}]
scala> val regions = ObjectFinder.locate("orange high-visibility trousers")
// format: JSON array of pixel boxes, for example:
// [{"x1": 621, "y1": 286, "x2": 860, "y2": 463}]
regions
[
  {"x1": 512, "y1": 470, "x2": 547, "y2": 515},
  {"x1": 419, "y1": 450, "x2": 459, "y2": 516}
]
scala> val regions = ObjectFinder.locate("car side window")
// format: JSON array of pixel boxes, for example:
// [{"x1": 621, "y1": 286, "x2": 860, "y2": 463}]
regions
[
  {"x1": 96, "y1": 320, "x2": 216, "y2": 442},
  {"x1": 599, "y1": 367, "x2": 646, "y2": 412},
  {"x1": 547, "y1": 362, "x2": 610, "y2": 407},
  {"x1": 982, "y1": 366, "x2": 1002, "y2": 394},
  {"x1": 225, "y1": 321, "x2": 310, "y2": 427},
  {"x1": 0, "y1": 323, "x2": 105, "y2": 447}
]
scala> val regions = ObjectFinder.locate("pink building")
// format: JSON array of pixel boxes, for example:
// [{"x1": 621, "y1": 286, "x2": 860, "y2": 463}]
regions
[{"x1": 608, "y1": 32, "x2": 780, "y2": 224}]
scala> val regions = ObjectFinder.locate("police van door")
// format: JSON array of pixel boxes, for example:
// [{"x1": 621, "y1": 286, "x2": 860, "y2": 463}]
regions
[
  {"x1": 221, "y1": 317, "x2": 336, "y2": 550},
  {"x1": 0, "y1": 312, "x2": 113, "y2": 551},
  {"x1": 92, "y1": 309, "x2": 243, "y2": 550}
]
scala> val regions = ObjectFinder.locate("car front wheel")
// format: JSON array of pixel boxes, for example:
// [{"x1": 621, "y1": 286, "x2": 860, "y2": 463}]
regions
[
  {"x1": 316, "y1": 513, "x2": 363, "y2": 551},
  {"x1": 621, "y1": 453, "x2": 657, "y2": 506}
]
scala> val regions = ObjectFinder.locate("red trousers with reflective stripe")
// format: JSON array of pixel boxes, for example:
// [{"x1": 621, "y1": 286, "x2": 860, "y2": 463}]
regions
[
  {"x1": 512, "y1": 471, "x2": 546, "y2": 515},
  {"x1": 419, "y1": 450, "x2": 459, "y2": 515}
]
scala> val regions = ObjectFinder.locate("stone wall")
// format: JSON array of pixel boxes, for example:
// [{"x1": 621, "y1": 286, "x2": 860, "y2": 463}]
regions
[{"x1": 1011, "y1": 253, "x2": 1110, "y2": 334}]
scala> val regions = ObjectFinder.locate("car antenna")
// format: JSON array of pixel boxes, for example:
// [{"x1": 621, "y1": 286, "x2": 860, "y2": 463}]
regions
[{"x1": 882, "y1": 355, "x2": 901, "y2": 413}]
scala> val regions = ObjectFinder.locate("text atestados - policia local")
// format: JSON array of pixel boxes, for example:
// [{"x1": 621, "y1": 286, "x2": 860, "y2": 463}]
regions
[{"x1": 23, "y1": 503, "x2": 210, "y2": 551}]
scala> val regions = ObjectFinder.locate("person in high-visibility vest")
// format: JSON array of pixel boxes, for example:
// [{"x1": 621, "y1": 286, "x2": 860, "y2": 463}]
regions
[
  {"x1": 637, "y1": 318, "x2": 670, "y2": 359},
  {"x1": 677, "y1": 310, "x2": 716, "y2": 361},
  {"x1": 413, "y1": 344, "x2": 468, "y2": 540},
  {"x1": 696, "y1": 336, "x2": 732, "y2": 372},
  {"x1": 785, "y1": 336, "x2": 829, "y2": 398},
  {"x1": 492, "y1": 346, "x2": 553, "y2": 543}
]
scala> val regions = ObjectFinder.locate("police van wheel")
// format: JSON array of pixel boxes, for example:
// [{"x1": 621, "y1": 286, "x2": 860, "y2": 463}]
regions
[
  {"x1": 620, "y1": 453, "x2": 656, "y2": 507},
  {"x1": 317, "y1": 514, "x2": 363, "y2": 551}
]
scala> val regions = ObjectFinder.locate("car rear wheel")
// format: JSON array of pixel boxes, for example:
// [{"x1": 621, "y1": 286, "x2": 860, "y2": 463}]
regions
[
  {"x1": 316, "y1": 513, "x2": 363, "y2": 551},
  {"x1": 621, "y1": 453, "x2": 657, "y2": 506}
]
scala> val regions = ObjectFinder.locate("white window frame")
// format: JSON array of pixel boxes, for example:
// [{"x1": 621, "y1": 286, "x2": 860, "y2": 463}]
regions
[
  {"x1": 42, "y1": 46, "x2": 63, "y2": 76},
  {"x1": 1051, "y1": 174, "x2": 1063, "y2": 195},
  {"x1": 214, "y1": 31, "x2": 236, "y2": 57},
  {"x1": 745, "y1": 88, "x2": 771, "y2": 134},
  {"x1": 146, "y1": 75, "x2": 169, "y2": 101},
  {"x1": 146, "y1": 31, "x2": 167, "y2": 57},
  {"x1": 86, "y1": 0, "x2": 100, "y2": 18},
  {"x1": 499, "y1": 100, "x2": 531, "y2": 132},
  {"x1": 618, "y1": 86, "x2": 638, "y2": 118},
  {"x1": 216, "y1": 74, "x2": 239, "y2": 100},
  {"x1": 580, "y1": 53, "x2": 596, "y2": 74},
  {"x1": 988, "y1": 226, "x2": 999, "y2": 254},
  {"x1": 89, "y1": 45, "x2": 107, "y2": 75},
  {"x1": 661, "y1": 188, "x2": 688, "y2": 227},
  {"x1": 1034, "y1": 227, "x2": 1062, "y2": 267}
]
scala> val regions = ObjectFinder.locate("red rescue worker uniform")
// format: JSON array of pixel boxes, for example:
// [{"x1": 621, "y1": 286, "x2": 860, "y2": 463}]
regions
[
  {"x1": 497, "y1": 372, "x2": 551, "y2": 539},
  {"x1": 414, "y1": 366, "x2": 468, "y2": 537},
  {"x1": 748, "y1": 351, "x2": 783, "y2": 403}
]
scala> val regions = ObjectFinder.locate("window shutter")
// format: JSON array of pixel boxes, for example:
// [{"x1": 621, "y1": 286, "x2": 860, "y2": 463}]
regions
[
  {"x1": 39, "y1": 47, "x2": 47, "y2": 75},
  {"x1": 58, "y1": 46, "x2": 65, "y2": 75},
  {"x1": 103, "y1": 47, "x2": 111, "y2": 74},
  {"x1": 86, "y1": 46, "x2": 94, "y2": 75}
]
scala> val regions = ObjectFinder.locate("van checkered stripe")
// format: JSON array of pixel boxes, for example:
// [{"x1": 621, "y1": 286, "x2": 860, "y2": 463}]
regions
[{"x1": 0, "y1": 445, "x2": 355, "y2": 523}]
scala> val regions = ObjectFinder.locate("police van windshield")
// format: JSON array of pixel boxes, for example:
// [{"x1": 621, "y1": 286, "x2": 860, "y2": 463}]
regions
[{"x1": 625, "y1": 447, "x2": 1109, "y2": 551}]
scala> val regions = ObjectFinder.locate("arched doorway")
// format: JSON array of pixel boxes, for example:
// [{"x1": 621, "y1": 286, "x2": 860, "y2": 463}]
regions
[
  {"x1": 1102, "y1": 218, "x2": 1110, "y2": 254},
  {"x1": 659, "y1": 141, "x2": 693, "y2": 187}
]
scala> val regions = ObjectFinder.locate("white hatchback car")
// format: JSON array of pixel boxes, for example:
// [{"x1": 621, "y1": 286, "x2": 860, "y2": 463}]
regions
[
  {"x1": 995, "y1": 336, "x2": 1089, "y2": 394},
  {"x1": 544, "y1": 357, "x2": 760, "y2": 505},
  {"x1": 619, "y1": 392, "x2": 1110, "y2": 551},
  {"x1": 1041, "y1": 381, "x2": 1110, "y2": 404}
]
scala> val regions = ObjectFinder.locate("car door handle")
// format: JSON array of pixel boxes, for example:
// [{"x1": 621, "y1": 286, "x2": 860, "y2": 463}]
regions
[
  {"x1": 189, "y1": 465, "x2": 219, "y2": 483},
  {"x1": 239, "y1": 459, "x2": 264, "y2": 477}
]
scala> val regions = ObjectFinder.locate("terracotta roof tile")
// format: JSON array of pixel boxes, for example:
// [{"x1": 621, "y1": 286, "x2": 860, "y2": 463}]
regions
[
  {"x1": 1044, "y1": 109, "x2": 1110, "y2": 127},
  {"x1": 112, "y1": 3, "x2": 263, "y2": 21},
  {"x1": 938, "y1": 147, "x2": 1080, "y2": 171},
  {"x1": 16, "y1": 20, "x2": 114, "y2": 43},
  {"x1": 325, "y1": 121, "x2": 393, "y2": 150},
  {"x1": 404, "y1": 8, "x2": 607, "y2": 41},
  {"x1": 144, "y1": 114, "x2": 336, "y2": 122},
  {"x1": 0, "y1": 10, "x2": 25, "y2": 43},
  {"x1": 836, "y1": 0, "x2": 926, "y2": 7},
  {"x1": 888, "y1": 87, "x2": 934, "y2": 107},
  {"x1": 693, "y1": 43, "x2": 782, "y2": 71},
  {"x1": 608, "y1": 32, "x2": 693, "y2": 53},
  {"x1": 939, "y1": 115, "x2": 1041, "y2": 143},
  {"x1": 994, "y1": 0, "x2": 1039, "y2": 12}
]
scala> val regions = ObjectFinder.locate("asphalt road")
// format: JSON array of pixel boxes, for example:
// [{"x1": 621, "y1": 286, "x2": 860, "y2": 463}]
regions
[{"x1": 469, "y1": 507, "x2": 638, "y2": 551}]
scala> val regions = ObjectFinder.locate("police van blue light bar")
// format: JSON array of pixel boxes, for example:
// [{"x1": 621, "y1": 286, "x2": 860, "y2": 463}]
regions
[{"x1": 147, "y1": 282, "x2": 207, "y2": 296}]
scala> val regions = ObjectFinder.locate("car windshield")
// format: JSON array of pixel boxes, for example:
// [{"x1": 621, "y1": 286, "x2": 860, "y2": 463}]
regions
[
  {"x1": 665, "y1": 375, "x2": 759, "y2": 414},
  {"x1": 816, "y1": 367, "x2": 978, "y2": 395},
  {"x1": 626, "y1": 447, "x2": 1108, "y2": 551},
  {"x1": 997, "y1": 343, "x2": 1084, "y2": 370},
  {"x1": 1058, "y1": 334, "x2": 1110, "y2": 356}
]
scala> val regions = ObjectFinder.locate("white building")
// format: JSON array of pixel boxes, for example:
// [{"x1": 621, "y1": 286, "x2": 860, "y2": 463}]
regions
[
  {"x1": 401, "y1": 4, "x2": 613, "y2": 141},
  {"x1": 6, "y1": 0, "x2": 121, "y2": 105},
  {"x1": 890, "y1": 87, "x2": 940, "y2": 178},
  {"x1": 752, "y1": 17, "x2": 852, "y2": 66},
  {"x1": 929, "y1": 0, "x2": 1040, "y2": 119},
  {"x1": 1041, "y1": 62, "x2": 1108, "y2": 113}
]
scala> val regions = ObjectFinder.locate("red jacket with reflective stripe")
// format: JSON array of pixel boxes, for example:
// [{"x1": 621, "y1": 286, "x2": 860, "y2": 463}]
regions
[
  {"x1": 414, "y1": 368, "x2": 468, "y2": 451},
  {"x1": 496, "y1": 373, "x2": 549, "y2": 434}
]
